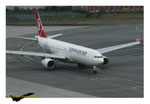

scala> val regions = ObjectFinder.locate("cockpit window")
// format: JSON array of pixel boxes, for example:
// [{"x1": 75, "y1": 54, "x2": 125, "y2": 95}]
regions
[{"x1": 94, "y1": 56, "x2": 103, "y2": 58}]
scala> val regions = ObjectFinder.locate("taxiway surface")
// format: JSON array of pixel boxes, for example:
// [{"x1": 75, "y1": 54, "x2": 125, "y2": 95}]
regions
[{"x1": 6, "y1": 21, "x2": 143, "y2": 97}]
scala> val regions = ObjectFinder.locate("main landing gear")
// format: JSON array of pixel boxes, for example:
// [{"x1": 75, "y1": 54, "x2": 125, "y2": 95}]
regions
[{"x1": 92, "y1": 66, "x2": 100, "y2": 74}]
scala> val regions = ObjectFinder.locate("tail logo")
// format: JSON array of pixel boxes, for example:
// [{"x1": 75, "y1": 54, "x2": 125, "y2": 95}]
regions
[
  {"x1": 37, "y1": 18, "x2": 41, "y2": 31},
  {"x1": 35, "y1": 10, "x2": 47, "y2": 38}
]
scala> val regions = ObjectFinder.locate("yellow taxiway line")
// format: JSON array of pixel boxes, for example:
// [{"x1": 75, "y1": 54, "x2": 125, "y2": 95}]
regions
[{"x1": 136, "y1": 24, "x2": 143, "y2": 33}]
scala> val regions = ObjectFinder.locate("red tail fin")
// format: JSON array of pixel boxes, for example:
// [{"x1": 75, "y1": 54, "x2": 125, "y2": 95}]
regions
[
  {"x1": 137, "y1": 37, "x2": 141, "y2": 42},
  {"x1": 35, "y1": 10, "x2": 47, "y2": 38}
]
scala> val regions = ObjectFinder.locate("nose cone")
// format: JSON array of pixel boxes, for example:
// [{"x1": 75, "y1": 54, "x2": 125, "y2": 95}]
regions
[
  {"x1": 103, "y1": 57, "x2": 109, "y2": 65},
  {"x1": 96, "y1": 57, "x2": 109, "y2": 66},
  {"x1": 95, "y1": 58, "x2": 104, "y2": 66}
]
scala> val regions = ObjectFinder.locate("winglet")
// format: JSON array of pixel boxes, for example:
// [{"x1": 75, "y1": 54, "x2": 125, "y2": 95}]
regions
[
  {"x1": 35, "y1": 10, "x2": 47, "y2": 38},
  {"x1": 137, "y1": 37, "x2": 141, "y2": 42}
]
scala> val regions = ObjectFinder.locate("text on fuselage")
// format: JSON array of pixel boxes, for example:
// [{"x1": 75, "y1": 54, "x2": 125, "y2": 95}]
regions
[{"x1": 69, "y1": 47, "x2": 87, "y2": 56}]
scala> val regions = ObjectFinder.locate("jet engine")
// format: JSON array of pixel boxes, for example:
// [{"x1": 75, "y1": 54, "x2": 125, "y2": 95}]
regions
[
  {"x1": 103, "y1": 56, "x2": 109, "y2": 65},
  {"x1": 41, "y1": 58, "x2": 55, "y2": 69}
]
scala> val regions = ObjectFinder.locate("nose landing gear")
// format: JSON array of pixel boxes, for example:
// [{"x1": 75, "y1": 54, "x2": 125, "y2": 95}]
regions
[{"x1": 92, "y1": 66, "x2": 100, "y2": 74}]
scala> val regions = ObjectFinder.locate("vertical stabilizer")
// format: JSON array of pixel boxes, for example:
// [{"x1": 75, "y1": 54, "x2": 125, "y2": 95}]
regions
[{"x1": 35, "y1": 10, "x2": 47, "y2": 38}]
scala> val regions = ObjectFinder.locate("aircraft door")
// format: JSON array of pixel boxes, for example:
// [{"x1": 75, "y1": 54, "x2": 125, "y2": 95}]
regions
[
  {"x1": 43, "y1": 41, "x2": 49, "y2": 52},
  {"x1": 90, "y1": 53, "x2": 95, "y2": 65}
]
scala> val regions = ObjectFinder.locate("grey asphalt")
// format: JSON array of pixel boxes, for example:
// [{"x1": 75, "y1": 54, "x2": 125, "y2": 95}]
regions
[{"x1": 6, "y1": 21, "x2": 143, "y2": 97}]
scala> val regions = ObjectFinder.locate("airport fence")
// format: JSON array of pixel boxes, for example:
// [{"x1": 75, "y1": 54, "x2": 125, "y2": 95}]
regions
[
  {"x1": 6, "y1": 11, "x2": 92, "y2": 25},
  {"x1": 6, "y1": 10, "x2": 143, "y2": 25}
]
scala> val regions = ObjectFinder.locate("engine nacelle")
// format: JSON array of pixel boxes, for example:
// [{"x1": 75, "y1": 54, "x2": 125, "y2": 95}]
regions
[
  {"x1": 103, "y1": 56, "x2": 109, "y2": 65},
  {"x1": 41, "y1": 58, "x2": 55, "y2": 69}
]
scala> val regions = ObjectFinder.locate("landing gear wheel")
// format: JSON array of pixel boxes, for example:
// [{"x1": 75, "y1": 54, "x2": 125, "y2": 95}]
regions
[
  {"x1": 92, "y1": 66, "x2": 100, "y2": 74},
  {"x1": 92, "y1": 70, "x2": 97, "y2": 74}
]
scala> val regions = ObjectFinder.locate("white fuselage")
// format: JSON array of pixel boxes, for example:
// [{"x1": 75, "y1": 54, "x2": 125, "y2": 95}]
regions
[{"x1": 38, "y1": 37, "x2": 104, "y2": 66}]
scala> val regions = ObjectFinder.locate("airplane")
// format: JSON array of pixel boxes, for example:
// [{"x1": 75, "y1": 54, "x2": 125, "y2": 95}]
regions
[{"x1": 6, "y1": 10, "x2": 141, "y2": 74}]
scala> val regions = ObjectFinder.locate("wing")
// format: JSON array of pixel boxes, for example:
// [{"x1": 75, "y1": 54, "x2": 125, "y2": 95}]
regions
[
  {"x1": 6, "y1": 50, "x2": 66, "y2": 59},
  {"x1": 97, "y1": 37, "x2": 141, "y2": 54}
]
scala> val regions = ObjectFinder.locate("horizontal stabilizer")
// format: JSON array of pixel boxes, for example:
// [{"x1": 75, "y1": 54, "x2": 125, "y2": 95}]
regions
[
  {"x1": 48, "y1": 33, "x2": 62, "y2": 39},
  {"x1": 12, "y1": 36, "x2": 37, "y2": 40}
]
